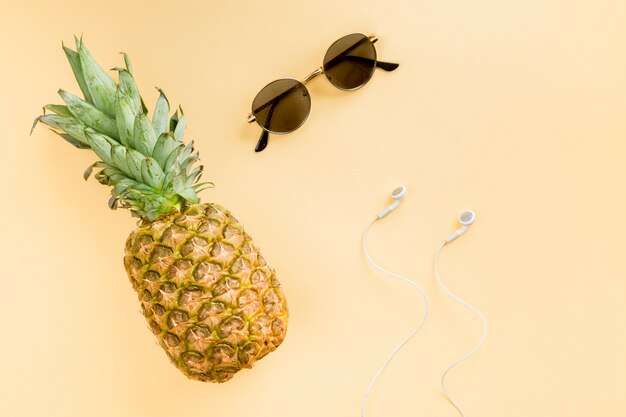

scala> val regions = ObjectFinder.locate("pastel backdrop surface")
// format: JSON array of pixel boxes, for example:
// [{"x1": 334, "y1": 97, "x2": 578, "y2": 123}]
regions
[{"x1": 1, "y1": 0, "x2": 625, "y2": 416}]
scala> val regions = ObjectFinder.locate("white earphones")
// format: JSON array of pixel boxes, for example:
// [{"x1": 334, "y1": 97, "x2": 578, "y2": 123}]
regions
[
  {"x1": 435, "y1": 209, "x2": 486, "y2": 417},
  {"x1": 361, "y1": 185, "x2": 429, "y2": 417},
  {"x1": 445, "y1": 210, "x2": 477, "y2": 243},
  {"x1": 377, "y1": 185, "x2": 408, "y2": 219},
  {"x1": 362, "y1": 188, "x2": 486, "y2": 417}
]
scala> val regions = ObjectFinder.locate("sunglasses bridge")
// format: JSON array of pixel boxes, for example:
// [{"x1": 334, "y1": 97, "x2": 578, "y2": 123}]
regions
[{"x1": 247, "y1": 34, "x2": 379, "y2": 124}]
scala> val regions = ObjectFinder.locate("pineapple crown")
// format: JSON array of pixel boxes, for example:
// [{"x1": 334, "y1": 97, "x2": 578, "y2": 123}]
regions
[{"x1": 32, "y1": 37, "x2": 211, "y2": 221}]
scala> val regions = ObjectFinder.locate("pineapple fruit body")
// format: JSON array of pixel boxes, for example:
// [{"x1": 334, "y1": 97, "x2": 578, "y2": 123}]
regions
[{"x1": 125, "y1": 203, "x2": 288, "y2": 382}]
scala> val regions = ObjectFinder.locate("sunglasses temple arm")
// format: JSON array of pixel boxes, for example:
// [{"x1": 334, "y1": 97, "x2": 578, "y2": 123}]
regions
[
  {"x1": 255, "y1": 129, "x2": 269, "y2": 152},
  {"x1": 332, "y1": 55, "x2": 399, "y2": 72},
  {"x1": 251, "y1": 79, "x2": 308, "y2": 116},
  {"x1": 376, "y1": 60, "x2": 400, "y2": 71},
  {"x1": 255, "y1": 96, "x2": 279, "y2": 152}
]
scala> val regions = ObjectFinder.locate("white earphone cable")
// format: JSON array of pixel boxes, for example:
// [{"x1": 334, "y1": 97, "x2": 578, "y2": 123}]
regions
[
  {"x1": 361, "y1": 218, "x2": 430, "y2": 417},
  {"x1": 434, "y1": 241, "x2": 487, "y2": 417}
]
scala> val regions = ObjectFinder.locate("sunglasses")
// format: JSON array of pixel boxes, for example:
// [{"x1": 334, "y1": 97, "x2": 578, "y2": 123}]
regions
[{"x1": 247, "y1": 33, "x2": 399, "y2": 152}]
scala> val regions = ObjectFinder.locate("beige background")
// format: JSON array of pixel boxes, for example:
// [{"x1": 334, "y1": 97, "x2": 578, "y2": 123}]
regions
[{"x1": 1, "y1": 0, "x2": 625, "y2": 416}]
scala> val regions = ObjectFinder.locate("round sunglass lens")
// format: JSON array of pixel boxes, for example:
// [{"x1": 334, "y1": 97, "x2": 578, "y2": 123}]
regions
[
  {"x1": 323, "y1": 33, "x2": 376, "y2": 90},
  {"x1": 252, "y1": 79, "x2": 311, "y2": 134}
]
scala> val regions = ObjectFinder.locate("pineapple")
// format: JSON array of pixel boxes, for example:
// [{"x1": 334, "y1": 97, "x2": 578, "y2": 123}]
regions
[{"x1": 32, "y1": 38, "x2": 288, "y2": 382}]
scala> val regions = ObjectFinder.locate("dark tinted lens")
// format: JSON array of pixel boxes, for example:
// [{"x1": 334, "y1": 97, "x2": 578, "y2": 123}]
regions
[
  {"x1": 323, "y1": 33, "x2": 376, "y2": 90},
  {"x1": 252, "y1": 79, "x2": 311, "y2": 134}
]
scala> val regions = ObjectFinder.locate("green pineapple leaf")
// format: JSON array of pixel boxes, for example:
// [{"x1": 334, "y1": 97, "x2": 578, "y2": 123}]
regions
[
  {"x1": 63, "y1": 42, "x2": 94, "y2": 103},
  {"x1": 163, "y1": 143, "x2": 185, "y2": 173},
  {"x1": 140, "y1": 157, "x2": 165, "y2": 189},
  {"x1": 152, "y1": 132, "x2": 178, "y2": 167},
  {"x1": 173, "y1": 115, "x2": 186, "y2": 141},
  {"x1": 110, "y1": 144, "x2": 132, "y2": 178},
  {"x1": 152, "y1": 88, "x2": 170, "y2": 136},
  {"x1": 115, "y1": 68, "x2": 142, "y2": 111},
  {"x1": 114, "y1": 87, "x2": 139, "y2": 147},
  {"x1": 83, "y1": 161, "x2": 105, "y2": 180},
  {"x1": 54, "y1": 131, "x2": 91, "y2": 149},
  {"x1": 77, "y1": 40, "x2": 117, "y2": 117},
  {"x1": 193, "y1": 182, "x2": 214, "y2": 193},
  {"x1": 185, "y1": 165, "x2": 204, "y2": 187},
  {"x1": 84, "y1": 129, "x2": 114, "y2": 165},
  {"x1": 43, "y1": 104, "x2": 73, "y2": 117},
  {"x1": 177, "y1": 187, "x2": 198, "y2": 203},
  {"x1": 58, "y1": 89, "x2": 119, "y2": 140},
  {"x1": 169, "y1": 109, "x2": 180, "y2": 132},
  {"x1": 125, "y1": 148, "x2": 145, "y2": 181},
  {"x1": 120, "y1": 52, "x2": 133, "y2": 74},
  {"x1": 132, "y1": 113, "x2": 157, "y2": 155},
  {"x1": 32, "y1": 114, "x2": 89, "y2": 145}
]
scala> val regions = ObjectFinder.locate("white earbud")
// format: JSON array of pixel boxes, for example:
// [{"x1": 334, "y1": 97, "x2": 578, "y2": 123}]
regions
[
  {"x1": 377, "y1": 186, "x2": 408, "y2": 219},
  {"x1": 445, "y1": 210, "x2": 476, "y2": 243}
]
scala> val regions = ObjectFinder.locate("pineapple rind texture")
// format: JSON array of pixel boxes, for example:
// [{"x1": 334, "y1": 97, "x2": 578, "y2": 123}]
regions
[{"x1": 124, "y1": 203, "x2": 288, "y2": 382}]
